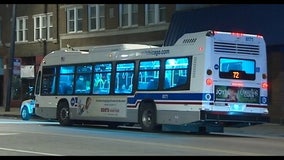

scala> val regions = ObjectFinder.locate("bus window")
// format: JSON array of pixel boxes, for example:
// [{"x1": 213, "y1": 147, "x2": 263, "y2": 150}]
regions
[
  {"x1": 58, "y1": 75, "x2": 74, "y2": 94},
  {"x1": 58, "y1": 66, "x2": 75, "y2": 95},
  {"x1": 115, "y1": 62, "x2": 134, "y2": 94},
  {"x1": 41, "y1": 67, "x2": 56, "y2": 95},
  {"x1": 138, "y1": 60, "x2": 160, "y2": 90},
  {"x1": 219, "y1": 58, "x2": 255, "y2": 80},
  {"x1": 35, "y1": 71, "x2": 41, "y2": 95},
  {"x1": 164, "y1": 57, "x2": 189, "y2": 89},
  {"x1": 93, "y1": 63, "x2": 111, "y2": 94},
  {"x1": 75, "y1": 76, "x2": 87, "y2": 93},
  {"x1": 75, "y1": 65, "x2": 92, "y2": 94},
  {"x1": 147, "y1": 78, "x2": 159, "y2": 90}
]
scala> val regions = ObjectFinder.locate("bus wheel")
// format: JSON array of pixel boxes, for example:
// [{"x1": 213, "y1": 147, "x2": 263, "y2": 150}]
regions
[
  {"x1": 21, "y1": 106, "x2": 31, "y2": 121},
  {"x1": 57, "y1": 102, "x2": 72, "y2": 126},
  {"x1": 139, "y1": 103, "x2": 160, "y2": 132}
]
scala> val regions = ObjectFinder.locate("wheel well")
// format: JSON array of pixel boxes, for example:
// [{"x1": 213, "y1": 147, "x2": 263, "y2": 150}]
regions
[
  {"x1": 21, "y1": 105, "x2": 27, "y2": 112},
  {"x1": 56, "y1": 98, "x2": 69, "y2": 118},
  {"x1": 138, "y1": 99, "x2": 157, "y2": 121}
]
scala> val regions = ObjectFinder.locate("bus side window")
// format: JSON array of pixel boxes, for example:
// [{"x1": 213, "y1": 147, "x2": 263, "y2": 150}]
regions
[
  {"x1": 41, "y1": 77, "x2": 50, "y2": 94},
  {"x1": 93, "y1": 74, "x2": 103, "y2": 94},
  {"x1": 60, "y1": 76, "x2": 74, "y2": 95},
  {"x1": 138, "y1": 82, "x2": 148, "y2": 90},
  {"x1": 75, "y1": 76, "x2": 86, "y2": 93},
  {"x1": 93, "y1": 73, "x2": 111, "y2": 94},
  {"x1": 138, "y1": 71, "x2": 148, "y2": 90},
  {"x1": 177, "y1": 76, "x2": 187, "y2": 86},
  {"x1": 115, "y1": 72, "x2": 133, "y2": 94},
  {"x1": 58, "y1": 83, "x2": 65, "y2": 94},
  {"x1": 58, "y1": 82, "x2": 72, "y2": 94},
  {"x1": 147, "y1": 78, "x2": 158, "y2": 90},
  {"x1": 164, "y1": 78, "x2": 170, "y2": 89}
]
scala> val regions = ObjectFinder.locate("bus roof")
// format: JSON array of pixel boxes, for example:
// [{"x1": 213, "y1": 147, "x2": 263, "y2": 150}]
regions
[{"x1": 89, "y1": 44, "x2": 158, "y2": 53}]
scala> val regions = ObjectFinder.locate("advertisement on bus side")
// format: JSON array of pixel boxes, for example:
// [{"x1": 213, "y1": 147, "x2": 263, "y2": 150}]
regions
[{"x1": 71, "y1": 96, "x2": 127, "y2": 117}]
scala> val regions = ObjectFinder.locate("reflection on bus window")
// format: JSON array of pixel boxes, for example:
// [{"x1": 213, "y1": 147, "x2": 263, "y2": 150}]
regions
[
  {"x1": 115, "y1": 62, "x2": 134, "y2": 94},
  {"x1": 58, "y1": 75, "x2": 74, "y2": 94},
  {"x1": 75, "y1": 65, "x2": 92, "y2": 94},
  {"x1": 93, "y1": 63, "x2": 111, "y2": 94},
  {"x1": 164, "y1": 57, "x2": 189, "y2": 89},
  {"x1": 41, "y1": 67, "x2": 56, "y2": 95},
  {"x1": 75, "y1": 75, "x2": 87, "y2": 93},
  {"x1": 138, "y1": 60, "x2": 160, "y2": 90},
  {"x1": 58, "y1": 66, "x2": 75, "y2": 94}
]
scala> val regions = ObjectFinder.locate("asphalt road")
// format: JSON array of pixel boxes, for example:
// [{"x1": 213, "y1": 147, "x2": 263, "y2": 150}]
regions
[
  {"x1": 1, "y1": 106, "x2": 284, "y2": 138},
  {"x1": 0, "y1": 118, "x2": 284, "y2": 156}
]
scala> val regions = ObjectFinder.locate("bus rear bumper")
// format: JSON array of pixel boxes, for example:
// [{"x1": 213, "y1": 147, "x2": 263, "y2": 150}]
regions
[{"x1": 200, "y1": 110, "x2": 270, "y2": 126}]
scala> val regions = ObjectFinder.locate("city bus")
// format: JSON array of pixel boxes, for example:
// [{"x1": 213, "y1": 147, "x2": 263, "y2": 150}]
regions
[{"x1": 34, "y1": 30, "x2": 269, "y2": 133}]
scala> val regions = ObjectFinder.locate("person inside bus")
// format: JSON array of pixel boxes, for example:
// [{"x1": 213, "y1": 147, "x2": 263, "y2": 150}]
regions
[
  {"x1": 93, "y1": 74, "x2": 104, "y2": 93},
  {"x1": 226, "y1": 87, "x2": 238, "y2": 102},
  {"x1": 76, "y1": 75, "x2": 86, "y2": 92}
]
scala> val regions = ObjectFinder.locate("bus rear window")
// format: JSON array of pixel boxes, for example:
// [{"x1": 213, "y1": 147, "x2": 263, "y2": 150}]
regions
[{"x1": 219, "y1": 58, "x2": 255, "y2": 80}]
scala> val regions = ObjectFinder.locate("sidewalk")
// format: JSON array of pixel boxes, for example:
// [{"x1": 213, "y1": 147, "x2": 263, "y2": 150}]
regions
[
  {"x1": 0, "y1": 106, "x2": 20, "y2": 117},
  {"x1": 0, "y1": 106, "x2": 284, "y2": 138}
]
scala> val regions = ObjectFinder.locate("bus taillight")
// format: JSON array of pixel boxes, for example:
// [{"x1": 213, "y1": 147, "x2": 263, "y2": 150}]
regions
[
  {"x1": 231, "y1": 32, "x2": 243, "y2": 37},
  {"x1": 206, "y1": 78, "x2": 213, "y2": 86},
  {"x1": 256, "y1": 35, "x2": 263, "y2": 39},
  {"x1": 262, "y1": 82, "x2": 268, "y2": 89}
]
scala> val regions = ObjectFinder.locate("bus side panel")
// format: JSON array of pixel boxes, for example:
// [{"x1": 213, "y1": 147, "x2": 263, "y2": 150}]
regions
[
  {"x1": 157, "y1": 110, "x2": 200, "y2": 125},
  {"x1": 35, "y1": 106, "x2": 57, "y2": 119},
  {"x1": 69, "y1": 107, "x2": 139, "y2": 124},
  {"x1": 35, "y1": 96, "x2": 58, "y2": 119}
]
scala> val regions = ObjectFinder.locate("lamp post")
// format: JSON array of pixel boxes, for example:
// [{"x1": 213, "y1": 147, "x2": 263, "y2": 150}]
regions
[{"x1": 5, "y1": 4, "x2": 16, "y2": 112}]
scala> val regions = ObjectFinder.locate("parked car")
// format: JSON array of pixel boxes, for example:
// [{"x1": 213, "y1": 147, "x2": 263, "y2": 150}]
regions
[{"x1": 20, "y1": 99, "x2": 35, "y2": 120}]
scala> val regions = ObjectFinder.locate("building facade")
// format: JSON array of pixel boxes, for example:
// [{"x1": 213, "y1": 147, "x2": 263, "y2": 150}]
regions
[{"x1": 0, "y1": 4, "x2": 217, "y2": 107}]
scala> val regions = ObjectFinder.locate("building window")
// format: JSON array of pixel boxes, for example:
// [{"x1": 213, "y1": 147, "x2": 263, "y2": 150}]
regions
[
  {"x1": 67, "y1": 7, "x2": 83, "y2": 33},
  {"x1": 33, "y1": 13, "x2": 53, "y2": 41},
  {"x1": 88, "y1": 4, "x2": 105, "y2": 31},
  {"x1": 145, "y1": 4, "x2": 166, "y2": 25},
  {"x1": 119, "y1": 4, "x2": 138, "y2": 28},
  {"x1": 16, "y1": 16, "x2": 28, "y2": 42}
]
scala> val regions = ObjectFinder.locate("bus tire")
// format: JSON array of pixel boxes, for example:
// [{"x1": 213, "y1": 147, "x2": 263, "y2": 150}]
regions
[
  {"x1": 57, "y1": 101, "x2": 72, "y2": 126},
  {"x1": 21, "y1": 106, "x2": 31, "y2": 121},
  {"x1": 139, "y1": 103, "x2": 160, "y2": 132}
]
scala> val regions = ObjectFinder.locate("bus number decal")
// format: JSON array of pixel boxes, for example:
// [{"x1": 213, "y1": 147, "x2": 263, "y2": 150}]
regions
[
  {"x1": 233, "y1": 71, "x2": 240, "y2": 79},
  {"x1": 245, "y1": 37, "x2": 254, "y2": 42}
]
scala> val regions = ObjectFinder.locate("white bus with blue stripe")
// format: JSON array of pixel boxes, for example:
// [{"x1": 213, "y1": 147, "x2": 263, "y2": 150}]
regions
[{"x1": 34, "y1": 30, "x2": 269, "y2": 133}]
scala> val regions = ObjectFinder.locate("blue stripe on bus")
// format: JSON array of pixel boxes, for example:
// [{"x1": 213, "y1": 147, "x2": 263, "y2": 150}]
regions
[
  {"x1": 126, "y1": 93, "x2": 268, "y2": 109},
  {"x1": 127, "y1": 93, "x2": 213, "y2": 104}
]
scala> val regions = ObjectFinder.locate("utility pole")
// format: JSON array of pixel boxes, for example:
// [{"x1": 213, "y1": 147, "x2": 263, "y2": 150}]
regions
[{"x1": 5, "y1": 4, "x2": 16, "y2": 112}]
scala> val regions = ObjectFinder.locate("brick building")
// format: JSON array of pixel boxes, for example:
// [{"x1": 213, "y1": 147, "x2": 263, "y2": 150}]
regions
[{"x1": 0, "y1": 4, "x2": 216, "y2": 107}]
